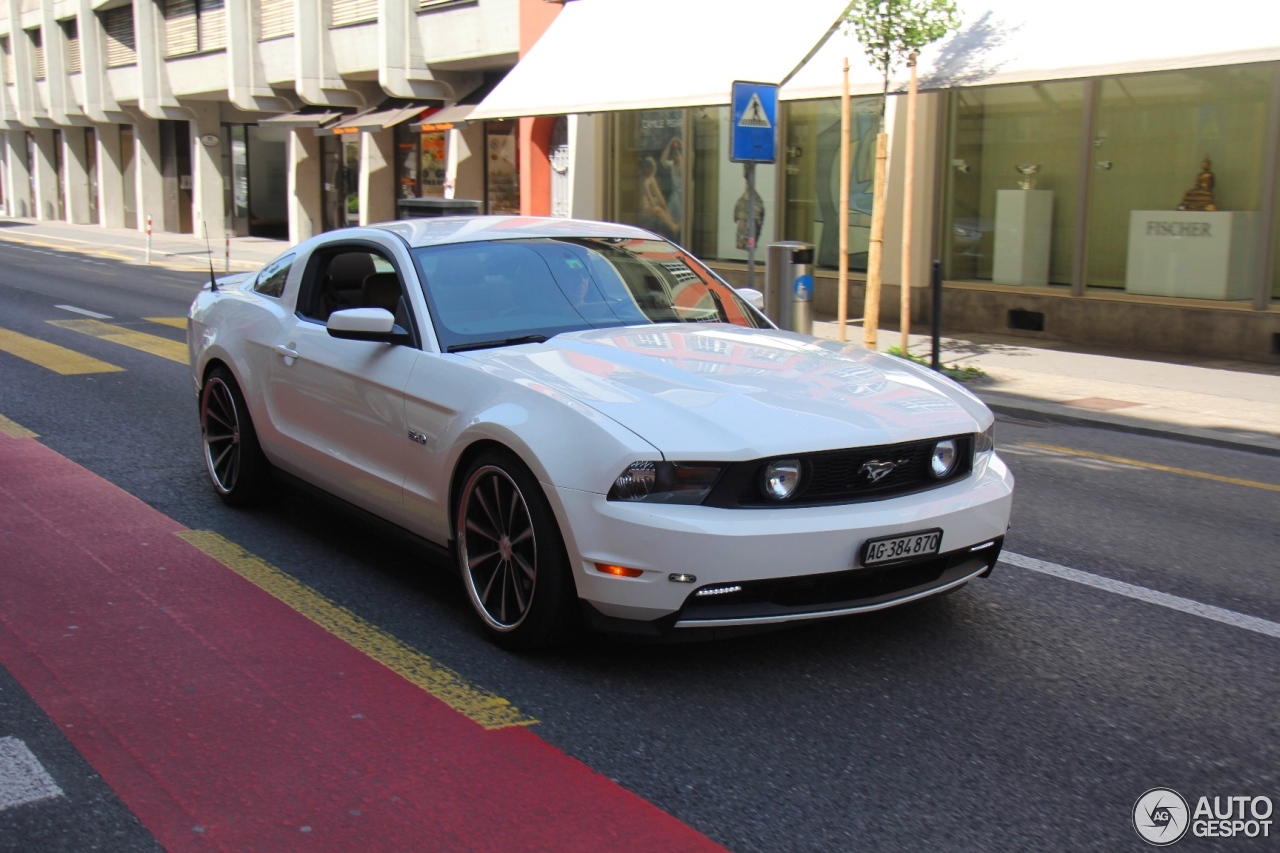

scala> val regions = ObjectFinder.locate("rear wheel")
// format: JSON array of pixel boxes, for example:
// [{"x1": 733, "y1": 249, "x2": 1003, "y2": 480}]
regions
[
  {"x1": 200, "y1": 367, "x2": 270, "y2": 506},
  {"x1": 456, "y1": 450, "x2": 577, "y2": 650}
]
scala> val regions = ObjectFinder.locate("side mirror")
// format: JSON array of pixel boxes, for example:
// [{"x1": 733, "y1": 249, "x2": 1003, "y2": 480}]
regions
[
  {"x1": 736, "y1": 288, "x2": 765, "y2": 310},
  {"x1": 327, "y1": 308, "x2": 410, "y2": 344}
]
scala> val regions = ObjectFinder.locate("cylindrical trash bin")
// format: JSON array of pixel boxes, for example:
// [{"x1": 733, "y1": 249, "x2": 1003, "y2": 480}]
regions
[
  {"x1": 396, "y1": 198, "x2": 483, "y2": 219},
  {"x1": 766, "y1": 242, "x2": 814, "y2": 333}
]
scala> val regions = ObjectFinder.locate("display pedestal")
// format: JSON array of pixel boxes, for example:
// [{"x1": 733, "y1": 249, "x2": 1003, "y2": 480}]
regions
[
  {"x1": 1125, "y1": 211, "x2": 1256, "y2": 299},
  {"x1": 993, "y1": 189, "x2": 1053, "y2": 286}
]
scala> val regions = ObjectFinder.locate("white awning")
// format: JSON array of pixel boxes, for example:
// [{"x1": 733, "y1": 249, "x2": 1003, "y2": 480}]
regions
[
  {"x1": 320, "y1": 100, "x2": 437, "y2": 135},
  {"x1": 467, "y1": 0, "x2": 855, "y2": 120},
  {"x1": 782, "y1": 0, "x2": 1280, "y2": 101},
  {"x1": 260, "y1": 105, "x2": 354, "y2": 127}
]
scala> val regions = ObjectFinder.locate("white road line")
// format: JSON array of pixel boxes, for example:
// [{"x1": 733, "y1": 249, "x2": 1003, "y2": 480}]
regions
[
  {"x1": 54, "y1": 305, "x2": 113, "y2": 319},
  {"x1": 1002, "y1": 551, "x2": 1280, "y2": 641},
  {"x1": 0, "y1": 737, "x2": 64, "y2": 811}
]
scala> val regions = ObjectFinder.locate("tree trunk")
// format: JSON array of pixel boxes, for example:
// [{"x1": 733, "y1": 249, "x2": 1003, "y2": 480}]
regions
[
  {"x1": 837, "y1": 57, "x2": 850, "y2": 342},
  {"x1": 863, "y1": 132, "x2": 887, "y2": 352},
  {"x1": 900, "y1": 53, "x2": 918, "y2": 356}
]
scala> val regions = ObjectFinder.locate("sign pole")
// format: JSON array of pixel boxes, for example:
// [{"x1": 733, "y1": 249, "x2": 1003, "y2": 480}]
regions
[{"x1": 746, "y1": 162, "x2": 756, "y2": 293}]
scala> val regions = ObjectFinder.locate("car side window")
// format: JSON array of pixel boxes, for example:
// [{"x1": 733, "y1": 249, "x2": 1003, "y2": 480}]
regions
[
  {"x1": 253, "y1": 254, "x2": 295, "y2": 298},
  {"x1": 297, "y1": 247, "x2": 416, "y2": 341}
]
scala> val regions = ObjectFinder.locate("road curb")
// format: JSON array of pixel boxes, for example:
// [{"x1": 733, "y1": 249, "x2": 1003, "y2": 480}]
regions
[{"x1": 978, "y1": 393, "x2": 1280, "y2": 458}]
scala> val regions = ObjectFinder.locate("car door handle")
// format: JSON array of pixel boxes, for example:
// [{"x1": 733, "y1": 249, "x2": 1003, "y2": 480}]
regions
[{"x1": 274, "y1": 344, "x2": 299, "y2": 359}]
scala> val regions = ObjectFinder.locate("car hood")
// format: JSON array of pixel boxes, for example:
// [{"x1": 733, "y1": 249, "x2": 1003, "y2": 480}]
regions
[{"x1": 459, "y1": 325, "x2": 991, "y2": 459}]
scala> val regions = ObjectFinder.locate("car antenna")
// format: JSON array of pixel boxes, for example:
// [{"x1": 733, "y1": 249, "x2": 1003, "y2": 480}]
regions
[{"x1": 204, "y1": 223, "x2": 218, "y2": 292}]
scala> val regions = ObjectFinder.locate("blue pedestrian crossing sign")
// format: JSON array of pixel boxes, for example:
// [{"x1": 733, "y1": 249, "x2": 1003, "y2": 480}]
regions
[{"x1": 730, "y1": 81, "x2": 778, "y2": 164}]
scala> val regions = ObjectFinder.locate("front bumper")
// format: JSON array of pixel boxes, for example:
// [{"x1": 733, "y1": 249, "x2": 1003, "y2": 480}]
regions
[{"x1": 552, "y1": 452, "x2": 1014, "y2": 636}]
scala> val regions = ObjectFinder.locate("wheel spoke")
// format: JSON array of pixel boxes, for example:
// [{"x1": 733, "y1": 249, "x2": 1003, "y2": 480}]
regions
[
  {"x1": 465, "y1": 517, "x2": 500, "y2": 544},
  {"x1": 479, "y1": 560, "x2": 502, "y2": 603},
  {"x1": 509, "y1": 564, "x2": 527, "y2": 613},
  {"x1": 498, "y1": 564, "x2": 509, "y2": 623},
  {"x1": 513, "y1": 551, "x2": 535, "y2": 582},
  {"x1": 474, "y1": 486, "x2": 502, "y2": 536},
  {"x1": 509, "y1": 527, "x2": 533, "y2": 547},
  {"x1": 467, "y1": 549, "x2": 500, "y2": 570}
]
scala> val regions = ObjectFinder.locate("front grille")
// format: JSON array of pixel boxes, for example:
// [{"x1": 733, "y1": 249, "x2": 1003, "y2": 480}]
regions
[{"x1": 706, "y1": 435, "x2": 972, "y2": 508}]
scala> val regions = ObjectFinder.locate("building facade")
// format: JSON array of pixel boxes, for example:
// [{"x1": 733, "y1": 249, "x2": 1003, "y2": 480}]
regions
[{"x1": 0, "y1": 0, "x2": 580, "y2": 244}]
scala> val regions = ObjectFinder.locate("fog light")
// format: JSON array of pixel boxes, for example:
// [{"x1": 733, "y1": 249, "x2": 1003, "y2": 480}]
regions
[
  {"x1": 695, "y1": 585, "x2": 743, "y2": 597},
  {"x1": 762, "y1": 459, "x2": 801, "y2": 501},
  {"x1": 596, "y1": 563, "x2": 644, "y2": 578},
  {"x1": 930, "y1": 439, "x2": 958, "y2": 478}
]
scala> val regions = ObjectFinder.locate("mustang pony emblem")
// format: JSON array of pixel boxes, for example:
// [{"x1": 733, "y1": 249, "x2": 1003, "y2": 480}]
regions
[{"x1": 860, "y1": 459, "x2": 908, "y2": 483}]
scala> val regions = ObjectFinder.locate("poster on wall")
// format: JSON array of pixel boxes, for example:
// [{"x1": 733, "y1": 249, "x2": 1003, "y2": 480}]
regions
[
  {"x1": 485, "y1": 122, "x2": 520, "y2": 214},
  {"x1": 636, "y1": 110, "x2": 684, "y2": 242},
  {"x1": 716, "y1": 114, "x2": 776, "y2": 261}
]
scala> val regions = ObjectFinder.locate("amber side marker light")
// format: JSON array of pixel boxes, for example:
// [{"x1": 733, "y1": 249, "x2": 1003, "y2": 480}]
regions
[{"x1": 595, "y1": 563, "x2": 645, "y2": 578}]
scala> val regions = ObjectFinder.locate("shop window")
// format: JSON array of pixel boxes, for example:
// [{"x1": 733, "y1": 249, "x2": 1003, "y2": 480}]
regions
[
  {"x1": 782, "y1": 97, "x2": 881, "y2": 272},
  {"x1": 395, "y1": 124, "x2": 447, "y2": 200},
  {"x1": 1087, "y1": 65, "x2": 1271, "y2": 298},
  {"x1": 942, "y1": 82, "x2": 1083, "y2": 287},
  {"x1": 611, "y1": 110, "x2": 686, "y2": 244}
]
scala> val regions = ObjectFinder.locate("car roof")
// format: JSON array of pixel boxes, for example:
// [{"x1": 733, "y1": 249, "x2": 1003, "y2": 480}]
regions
[{"x1": 371, "y1": 216, "x2": 658, "y2": 249}]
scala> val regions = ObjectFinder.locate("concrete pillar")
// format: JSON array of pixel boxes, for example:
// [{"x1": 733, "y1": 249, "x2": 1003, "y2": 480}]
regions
[
  {"x1": 132, "y1": 116, "x2": 165, "y2": 233},
  {"x1": 4, "y1": 131, "x2": 32, "y2": 218},
  {"x1": 62, "y1": 128, "x2": 91, "y2": 224},
  {"x1": 30, "y1": 129, "x2": 59, "y2": 221},
  {"x1": 359, "y1": 129, "x2": 395, "y2": 226},
  {"x1": 96, "y1": 123, "x2": 126, "y2": 228},
  {"x1": 288, "y1": 128, "x2": 322, "y2": 244},
  {"x1": 186, "y1": 102, "x2": 225, "y2": 241},
  {"x1": 452, "y1": 123, "x2": 483, "y2": 204}
]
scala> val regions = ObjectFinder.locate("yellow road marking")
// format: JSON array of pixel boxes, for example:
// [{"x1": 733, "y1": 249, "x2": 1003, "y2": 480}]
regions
[
  {"x1": 144, "y1": 316, "x2": 188, "y2": 330},
  {"x1": 176, "y1": 530, "x2": 537, "y2": 731},
  {"x1": 0, "y1": 327, "x2": 125, "y2": 375},
  {"x1": 0, "y1": 413, "x2": 38, "y2": 439},
  {"x1": 1021, "y1": 442, "x2": 1280, "y2": 493},
  {"x1": 47, "y1": 319, "x2": 187, "y2": 364}
]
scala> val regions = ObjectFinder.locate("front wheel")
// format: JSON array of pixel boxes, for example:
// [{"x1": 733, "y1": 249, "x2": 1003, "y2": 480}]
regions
[
  {"x1": 200, "y1": 367, "x2": 271, "y2": 506},
  {"x1": 456, "y1": 450, "x2": 577, "y2": 650}
]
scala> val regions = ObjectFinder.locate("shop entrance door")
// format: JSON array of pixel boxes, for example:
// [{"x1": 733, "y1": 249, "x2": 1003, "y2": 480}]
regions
[
  {"x1": 320, "y1": 134, "x2": 360, "y2": 231},
  {"x1": 86, "y1": 128, "x2": 99, "y2": 225}
]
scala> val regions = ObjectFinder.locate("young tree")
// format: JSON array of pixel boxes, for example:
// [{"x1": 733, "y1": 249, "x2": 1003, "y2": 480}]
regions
[{"x1": 841, "y1": 0, "x2": 959, "y2": 350}]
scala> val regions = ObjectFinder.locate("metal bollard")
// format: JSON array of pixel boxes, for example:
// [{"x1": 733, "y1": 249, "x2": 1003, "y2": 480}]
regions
[{"x1": 145, "y1": 214, "x2": 152, "y2": 264}]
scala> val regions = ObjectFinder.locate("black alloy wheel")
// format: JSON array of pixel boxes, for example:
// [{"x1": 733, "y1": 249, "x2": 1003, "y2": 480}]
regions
[
  {"x1": 456, "y1": 450, "x2": 577, "y2": 649},
  {"x1": 200, "y1": 367, "x2": 270, "y2": 506}
]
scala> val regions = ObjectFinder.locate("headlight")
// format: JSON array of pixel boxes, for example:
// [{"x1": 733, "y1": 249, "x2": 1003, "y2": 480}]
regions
[
  {"x1": 930, "y1": 439, "x2": 958, "y2": 479},
  {"x1": 762, "y1": 459, "x2": 802, "y2": 501},
  {"x1": 608, "y1": 461, "x2": 723, "y2": 504},
  {"x1": 975, "y1": 423, "x2": 995, "y2": 454}
]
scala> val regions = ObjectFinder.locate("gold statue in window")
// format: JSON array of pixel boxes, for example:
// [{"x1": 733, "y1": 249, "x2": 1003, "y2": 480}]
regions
[{"x1": 1177, "y1": 157, "x2": 1217, "y2": 211}]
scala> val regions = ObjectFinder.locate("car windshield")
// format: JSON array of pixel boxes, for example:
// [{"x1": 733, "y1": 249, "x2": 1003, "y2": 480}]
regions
[{"x1": 410, "y1": 237, "x2": 766, "y2": 352}]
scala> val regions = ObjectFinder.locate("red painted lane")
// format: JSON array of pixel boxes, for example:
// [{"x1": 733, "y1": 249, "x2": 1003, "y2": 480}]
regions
[{"x1": 0, "y1": 431, "x2": 724, "y2": 852}]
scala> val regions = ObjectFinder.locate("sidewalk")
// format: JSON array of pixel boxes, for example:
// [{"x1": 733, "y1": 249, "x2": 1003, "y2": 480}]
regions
[
  {"x1": 0, "y1": 217, "x2": 288, "y2": 273},
  {"x1": 3, "y1": 216, "x2": 1278, "y2": 456},
  {"x1": 814, "y1": 319, "x2": 1280, "y2": 457}
]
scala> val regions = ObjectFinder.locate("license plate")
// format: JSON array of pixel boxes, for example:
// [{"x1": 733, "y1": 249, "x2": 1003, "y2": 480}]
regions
[{"x1": 861, "y1": 529, "x2": 942, "y2": 567}]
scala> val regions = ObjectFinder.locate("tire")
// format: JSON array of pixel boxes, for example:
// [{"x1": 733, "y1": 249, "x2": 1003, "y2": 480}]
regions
[
  {"x1": 200, "y1": 366, "x2": 271, "y2": 506},
  {"x1": 455, "y1": 450, "x2": 578, "y2": 650}
]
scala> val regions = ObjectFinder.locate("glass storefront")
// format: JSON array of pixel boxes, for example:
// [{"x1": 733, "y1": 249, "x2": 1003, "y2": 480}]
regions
[
  {"x1": 320, "y1": 133, "x2": 360, "y2": 231},
  {"x1": 784, "y1": 96, "x2": 880, "y2": 272},
  {"x1": 610, "y1": 107, "x2": 777, "y2": 261},
  {"x1": 943, "y1": 82, "x2": 1083, "y2": 286},
  {"x1": 1087, "y1": 65, "x2": 1272, "y2": 294},
  {"x1": 395, "y1": 123, "x2": 447, "y2": 200}
]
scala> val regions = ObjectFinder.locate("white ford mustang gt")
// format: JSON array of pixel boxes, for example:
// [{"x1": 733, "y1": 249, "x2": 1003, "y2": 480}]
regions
[{"x1": 188, "y1": 216, "x2": 1013, "y2": 649}]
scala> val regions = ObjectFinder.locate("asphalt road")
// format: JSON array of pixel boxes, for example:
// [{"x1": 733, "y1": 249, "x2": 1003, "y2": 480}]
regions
[{"x1": 1, "y1": 241, "x2": 1277, "y2": 852}]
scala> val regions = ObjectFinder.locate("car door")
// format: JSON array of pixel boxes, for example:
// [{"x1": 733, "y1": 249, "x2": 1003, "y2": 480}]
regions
[{"x1": 263, "y1": 238, "x2": 422, "y2": 524}]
